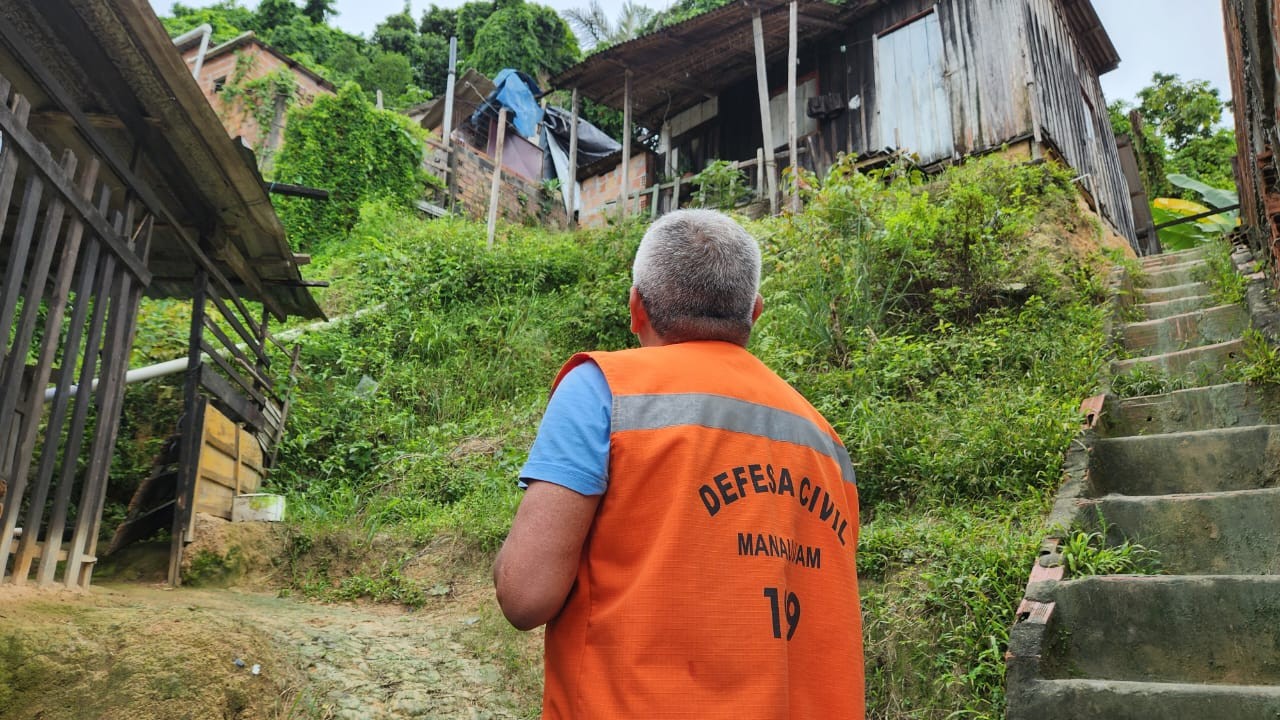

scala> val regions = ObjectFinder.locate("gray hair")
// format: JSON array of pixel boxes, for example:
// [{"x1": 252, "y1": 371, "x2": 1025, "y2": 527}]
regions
[{"x1": 632, "y1": 209, "x2": 762, "y2": 345}]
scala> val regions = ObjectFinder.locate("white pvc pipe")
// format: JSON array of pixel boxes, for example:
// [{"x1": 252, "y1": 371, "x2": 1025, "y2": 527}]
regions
[
  {"x1": 172, "y1": 24, "x2": 213, "y2": 82},
  {"x1": 43, "y1": 304, "x2": 385, "y2": 403}
]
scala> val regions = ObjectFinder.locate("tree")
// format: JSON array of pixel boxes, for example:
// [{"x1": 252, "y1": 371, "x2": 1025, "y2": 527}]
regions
[
  {"x1": 564, "y1": 0, "x2": 655, "y2": 51},
  {"x1": 466, "y1": 1, "x2": 580, "y2": 82},
  {"x1": 360, "y1": 50, "x2": 415, "y2": 99},
  {"x1": 163, "y1": 1, "x2": 255, "y2": 43},
  {"x1": 255, "y1": 0, "x2": 300, "y2": 32},
  {"x1": 1137, "y1": 72, "x2": 1224, "y2": 151},
  {"x1": 274, "y1": 84, "x2": 427, "y2": 249},
  {"x1": 302, "y1": 0, "x2": 337, "y2": 24}
]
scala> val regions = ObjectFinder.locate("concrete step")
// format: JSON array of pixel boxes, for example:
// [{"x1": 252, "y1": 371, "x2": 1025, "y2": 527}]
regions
[
  {"x1": 1119, "y1": 304, "x2": 1248, "y2": 356},
  {"x1": 1027, "y1": 575, "x2": 1280, "y2": 685},
  {"x1": 1143, "y1": 264, "x2": 1204, "y2": 289},
  {"x1": 1078, "y1": 488, "x2": 1280, "y2": 575},
  {"x1": 1137, "y1": 294, "x2": 1217, "y2": 320},
  {"x1": 1111, "y1": 337, "x2": 1243, "y2": 387},
  {"x1": 1105, "y1": 383, "x2": 1280, "y2": 436},
  {"x1": 1009, "y1": 678, "x2": 1280, "y2": 720},
  {"x1": 1090, "y1": 425, "x2": 1280, "y2": 496},
  {"x1": 1140, "y1": 247, "x2": 1209, "y2": 269},
  {"x1": 1138, "y1": 281, "x2": 1212, "y2": 304}
]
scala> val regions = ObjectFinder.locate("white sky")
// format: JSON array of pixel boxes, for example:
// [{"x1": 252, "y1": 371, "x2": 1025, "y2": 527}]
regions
[{"x1": 148, "y1": 0, "x2": 1232, "y2": 108}]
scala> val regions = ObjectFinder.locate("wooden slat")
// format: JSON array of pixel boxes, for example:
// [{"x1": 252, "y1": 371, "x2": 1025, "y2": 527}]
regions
[
  {"x1": 0, "y1": 151, "x2": 75, "y2": 443},
  {"x1": 5, "y1": 157, "x2": 99, "y2": 582},
  {"x1": 0, "y1": 96, "x2": 149, "y2": 284},
  {"x1": 205, "y1": 286, "x2": 268, "y2": 366},
  {"x1": 34, "y1": 201, "x2": 116, "y2": 585},
  {"x1": 201, "y1": 314, "x2": 273, "y2": 390},
  {"x1": 169, "y1": 269, "x2": 208, "y2": 586},
  {"x1": 71, "y1": 211, "x2": 153, "y2": 588},
  {"x1": 0, "y1": 85, "x2": 31, "y2": 249},
  {"x1": 0, "y1": 176, "x2": 46, "y2": 387},
  {"x1": 199, "y1": 340, "x2": 271, "y2": 413},
  {"x1": 65, "y1": 207, "x2": 139, "y2": 587},
  {"x1": 199, "y1": 365, "x2": 269, "y2": 433}
]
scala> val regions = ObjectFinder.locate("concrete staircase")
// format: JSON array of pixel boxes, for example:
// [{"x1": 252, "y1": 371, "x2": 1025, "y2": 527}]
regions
[{"x1": 1006, "y1": 245, "x2": 1280, "y2": 719}]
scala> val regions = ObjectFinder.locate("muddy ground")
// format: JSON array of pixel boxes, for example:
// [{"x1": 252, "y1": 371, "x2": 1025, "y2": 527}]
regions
[{"x1": 0, "y1": 528, "x2": 543, "y2": 720}]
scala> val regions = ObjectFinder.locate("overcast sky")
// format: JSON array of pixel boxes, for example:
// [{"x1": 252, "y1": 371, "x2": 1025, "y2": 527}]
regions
[{"x1": 149, "y1": 0, "x2": 1232, "y2": 107}]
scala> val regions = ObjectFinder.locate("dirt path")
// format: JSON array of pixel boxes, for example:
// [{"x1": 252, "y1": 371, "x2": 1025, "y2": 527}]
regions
[{"x1": 0, "y1": 574, "x2": 541, "y2": 720}]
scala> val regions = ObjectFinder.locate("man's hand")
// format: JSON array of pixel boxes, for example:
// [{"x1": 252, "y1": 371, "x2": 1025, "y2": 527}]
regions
[{"x1": 493, "y1": 480, "x2": 601, "y2": 630}]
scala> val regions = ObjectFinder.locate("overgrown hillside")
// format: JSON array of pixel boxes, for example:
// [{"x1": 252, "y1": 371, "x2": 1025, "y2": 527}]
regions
[
  {"x1": 255, "y1": 154, "x2": 1121, "y2": 717},
  {"x1": 113, "y1": 154, "x2": 1128, "y2": 718}
]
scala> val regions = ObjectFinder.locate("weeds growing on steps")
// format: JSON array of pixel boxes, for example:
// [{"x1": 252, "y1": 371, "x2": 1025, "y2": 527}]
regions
[
  {"x1": 1060, "y1": 512, "x2": 1161, "y2": 578},
  {"x1": 112, "y1": 156, "x2": 1121, "y2": 719},
  {"x1": 1195, "y1": 236, "x2": 1248, "y2": 306}
]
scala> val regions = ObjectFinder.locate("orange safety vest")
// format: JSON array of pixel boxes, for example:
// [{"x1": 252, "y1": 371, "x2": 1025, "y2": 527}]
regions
[{"x1": 542, "y1": 340, "x2": 863, "y2": 719}]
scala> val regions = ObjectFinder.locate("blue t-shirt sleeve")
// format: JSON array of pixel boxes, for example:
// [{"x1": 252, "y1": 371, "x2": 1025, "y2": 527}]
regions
[{"x1": 518, "y1": 361, "x2": 611, "y2": 496}]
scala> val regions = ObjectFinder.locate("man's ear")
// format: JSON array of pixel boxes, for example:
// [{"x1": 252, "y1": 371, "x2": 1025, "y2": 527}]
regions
[
  {"x1": 629, "y1": 287, "x2": 646, "y2": 335},
  {"x1": 751, "y1": 294, "x2": 764, "y2": 324}
]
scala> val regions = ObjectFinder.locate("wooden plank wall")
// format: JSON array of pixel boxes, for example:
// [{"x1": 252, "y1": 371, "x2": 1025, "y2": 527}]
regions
[
  {"x1": 0, "y1": 71, "x2": 153, "y2": 589},
  {"x1": 1025, "y1": 0, "x2": 1137, "y2": 245},
  {"x1": 191, "y1": 403, "x2": 264, "y2": 529},
  {"x1": 813, "y1": 0, "x2": 1030, "y2": 163}
]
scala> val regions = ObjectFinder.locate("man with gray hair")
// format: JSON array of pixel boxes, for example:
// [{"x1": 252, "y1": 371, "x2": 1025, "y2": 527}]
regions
[{"x1": 494, "y1": 209, "x2": 864, "y2": 719}]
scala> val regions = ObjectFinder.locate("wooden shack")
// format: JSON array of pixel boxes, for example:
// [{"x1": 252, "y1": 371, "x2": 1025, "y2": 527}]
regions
[
  {"x1": 1222, "y1": 0, "x2": 1280, "y2": 271},
  {"x1": 553, "y1": 0, "x2": 1138, "y2": 247},
  {"x1": 0, "y1": 0, "x2": 323, "y2": 589}
]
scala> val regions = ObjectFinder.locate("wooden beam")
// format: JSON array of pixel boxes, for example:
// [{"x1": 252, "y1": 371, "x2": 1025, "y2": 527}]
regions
[
  {"x1": 215, "y1": 232, "x2": 288, "y2": 321},
  {"x1": 487, "y1": 107, "x2": 508, "y2": 249},
  {"x1": 752, "y1": 8, "x2": 779, "y2": 216},
  {"x1": 620, "y1": 70, "x2": 632, "y2": 218},
  {"x1": 788, "y1": 0, "x2": 799, "y2": 213},
  {"x1": 568, "y1": 88, "x2": 580, "y2": 230}
]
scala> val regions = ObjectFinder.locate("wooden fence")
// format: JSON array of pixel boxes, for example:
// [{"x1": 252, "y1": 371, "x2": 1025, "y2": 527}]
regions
[{"x1": 0, "y1": 71, "x2": 154, "y2": 588}]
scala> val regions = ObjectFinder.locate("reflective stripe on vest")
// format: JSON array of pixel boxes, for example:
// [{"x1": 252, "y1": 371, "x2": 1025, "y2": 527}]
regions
[{"x1": 613, "y1": 392, "x2": 857, "y2": 485}]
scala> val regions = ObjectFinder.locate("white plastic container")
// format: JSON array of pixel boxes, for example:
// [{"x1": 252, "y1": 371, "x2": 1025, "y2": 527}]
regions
[{"x1": 232, "y1": 493, "x2": 285, "y2": 522}]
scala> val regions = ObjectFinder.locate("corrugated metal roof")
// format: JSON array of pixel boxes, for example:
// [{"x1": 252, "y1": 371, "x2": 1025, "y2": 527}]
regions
[
  {"x1": 551, "y1": 0, "x2": 866, "y2": 127},
  {"x1": 1059, "y1": 0, "x2": 1120, "y2": 74}
]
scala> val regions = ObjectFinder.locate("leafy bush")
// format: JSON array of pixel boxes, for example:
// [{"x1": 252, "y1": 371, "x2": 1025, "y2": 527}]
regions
[
  {"x1": 689, "y1": 160, "x2": 752, "y2": 210},
  {"x1": 273, "y1": 84, "x2": 433, "y2": 251}
]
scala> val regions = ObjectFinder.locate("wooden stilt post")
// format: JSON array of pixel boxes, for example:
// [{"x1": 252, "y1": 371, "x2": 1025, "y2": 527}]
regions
[
  {"x1": 487, "y1": 107, "x2": 508, "y2": 249},
  {"x1": 619, "y1": 69, "x2": 632, "y2": 219},
  {"x1": 752, "y1": 8, "x2": 779, "y2": 216},
  {"x1": 787, "y1": 0, "x2": 800, "y2": 213},
  {"x1": 442, "y1": 37, "x2": 457, "y2": 150},
  {"x1": 568, "y1": 88, "x2": 580, "y2": 229},
  {"x1": 671, "y1": 147, "x2": 681, "y2": 210},
  {"x1": 660, "y1": 121, "x2": 672, "y2": 213}
]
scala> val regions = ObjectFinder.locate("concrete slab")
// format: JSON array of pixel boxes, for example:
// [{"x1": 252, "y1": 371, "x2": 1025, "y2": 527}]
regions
[
  {"x1": 1143, "y1": 265, "x2": 1203, "y2": 289},
  {"x1": 1120, "y1": 304, "x2": 1248, "y2": 356},
  {"x1": 1138, "y1": 295, "x2": 1217, "y2": 320},
  {"x1": 1009, "y1": 678, "x2": 1280, "y2": 720},
  {"x1": 1080, "y1": 488, "x2": 1280, "y2": 574},
  {"x1": 1089, "y1": 425, "x2": 1280, "y2": 496},
  {"x1": 1111, "y1": 338, "x2": 1243, "y2": 386},
  {"x1": 1106, "y1": 383, "x2": 1280, "y2": 436},
  {"x1": 1139, "y1": 281, "x2": 1213, "y2": 304},
  {"x1": 1027, "y1": 575, "x2": 1280, "y2": 685}
]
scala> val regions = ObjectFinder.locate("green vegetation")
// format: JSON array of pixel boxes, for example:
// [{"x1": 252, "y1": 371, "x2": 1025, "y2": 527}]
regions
[
  {"x1": 200, "y1": 154, "x2": 1111, "y2": 718},
  {"x1": 160, "y1": 0, "x2": 580, "y2": 109},
  {"x1": 273, "y1": 84, "x2": 433, "y2": 251},
  {"x1": 1060, "y1": 513, "x2": 1161, "y2": 578},
  {"x1": 107, "y1": 149, "x2": 1122, "y2": 716}
]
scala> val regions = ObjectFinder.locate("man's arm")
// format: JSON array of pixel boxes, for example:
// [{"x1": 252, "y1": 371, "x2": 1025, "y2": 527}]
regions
[{"x1": 493, "y1": 480, "x2": 601, "y2": 630}]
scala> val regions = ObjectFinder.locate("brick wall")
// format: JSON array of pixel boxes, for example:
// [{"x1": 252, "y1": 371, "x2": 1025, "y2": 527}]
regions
[
  {"x1": 579, "y1": 150, "x2": 654, "y2": 227},
  {"x1": 451, "y1": 142, "x2": 569, "y2": 229},
  {"x1": 185, "y1": 43, "x2": 331, "y2": 159}
]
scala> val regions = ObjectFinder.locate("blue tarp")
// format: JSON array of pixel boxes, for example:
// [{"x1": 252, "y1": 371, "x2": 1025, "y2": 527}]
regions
[{"x1": 488, "y1": 69, "x2": 543, "y2": 137}]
